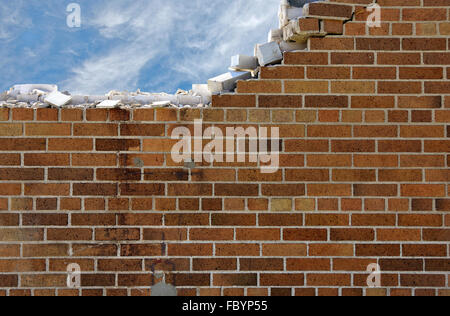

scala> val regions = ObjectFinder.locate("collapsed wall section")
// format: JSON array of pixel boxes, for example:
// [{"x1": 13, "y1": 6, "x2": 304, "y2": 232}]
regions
[{"x1": 0, "y1": 0, "x2": 448, "y2": 296}]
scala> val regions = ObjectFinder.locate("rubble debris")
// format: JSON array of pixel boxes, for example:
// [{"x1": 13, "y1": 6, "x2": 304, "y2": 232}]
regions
[
  {"x1": 303, "y1": 1, "x2": 353, "y2": 20},
  {"x1": 0, "y1": 92, "x2": 7, "y2": 102},
  {"x1": 9, "y1": 84, "x2": 57, "y2": 97},
  {"x1": 230, "y1": 55, "x2": 258, "y2": 71},
  {"x1": 268, "y1": 29, "x2": 284, "y2": 43},
  {"x1": 96, "y1": 100, "x2": 120, "y2": 108},
  {"x1": 208, "y1": 72, "x2": 252, "y2": 94},
  {"x1": 44, "y1": 91, "x2": 72, "y2": 107},
  {"x1": 1, "y1": 0, "x2": 318, "y2": 108},
  {"x1": 152, "y1": 101, "x2": 172, "y2": 107},
  {"x1": 192, "y1": 84, "x2": 212, "y2": 104},
  {"x1": 279, "y1": 40, "x2": 307, "y2": 52},
  {"x1": 288, "y1": 0, "x2": 314, "y2": 6},
  {"x1": 255, "y1": 42, "x2": 283, "y2": 66},
  {"x1": 283, "y1": 18, "x2": 325, "y2": 43},
  {"x1": 279, "y1": 0, "x2": 303, "y2": 28}
]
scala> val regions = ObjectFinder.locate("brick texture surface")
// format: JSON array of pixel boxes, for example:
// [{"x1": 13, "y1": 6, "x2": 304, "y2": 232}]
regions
[{"x1": 0, "y1": 0, "x2": 449, "y2": 296}]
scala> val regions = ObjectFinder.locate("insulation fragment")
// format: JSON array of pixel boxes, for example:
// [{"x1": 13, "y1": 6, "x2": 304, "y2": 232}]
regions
[{"x1": 44, "y1": 91, "x2": 72, "y2": 107}]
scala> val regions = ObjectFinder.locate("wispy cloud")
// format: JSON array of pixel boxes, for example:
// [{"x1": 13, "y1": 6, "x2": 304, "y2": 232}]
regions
[
  {"x1": 0, "y1": 0, "x2": 32, "y2": 41},
  {"x1": 63, "y1": 0, "x2": 279, "y2": 94},
  {"x1": 0, "y1": 0, "x2": 279, "y2": 95}
]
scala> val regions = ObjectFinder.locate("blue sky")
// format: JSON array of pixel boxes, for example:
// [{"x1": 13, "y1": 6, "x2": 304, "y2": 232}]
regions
[{"x1": 0, "y1": 0, "x2": 279, "y2": 95}]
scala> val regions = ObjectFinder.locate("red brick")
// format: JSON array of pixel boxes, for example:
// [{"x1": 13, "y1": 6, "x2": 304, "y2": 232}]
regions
[
  {"x1": 211, "y1": 214, "x2": 256, "y2": 226},
  {"x1": 0, "y1": 138, "x2": 46, "y2": 151},
  {"x1": 401, "y1": 185, "x2": 445, "y2": 197},
  {"x1": 61, "y1": 109, "x2": 83, "y2": 121},
  {"x1": 354, "y1": 184, "x2": 398, "y2": 197},
  {"x1": 12, "y1": 108, "x2": 33, "y2": 121},
  {"x1": 47, "y1": 229, "x2": 92, "y2": 241},
  {"x1": 237, "y1": 81, "x2": 282, "y2": 93},
  {"x1": 356, "y1": 38, "x2": 400, "y2": 50},
  {"x1": 402, "y1": 38, "x2": 446, "y2": 51},
  {"x1": 398, "y1": 214, "x2": 442, "y2": 227},
  {"x1": 95, "y1": 229, "x2": 140, "y2": 241},
  {"x1": 284, "y1": 52, "x2": 329, "y2": 65},
  {"x1": 168, "y1": 244, "x2": 213, "y2": 256},
  {"x1": 260, "y1": 274, "x2": 304, "y2": 287},
  {"x1": 378, "y1": 81, "x2": 422, "y2": 94},
  {"x1": 216, "y1": 244, "x2": 260, "y2": 257},
  {"x1": 310, "y1": 37, "x2": 354, "y2": 50},
  {"x1": 401, "y1": 274, "x2": 445, "y2": 287},
  {"x1": 352, "y1": 214, "x2": 396, "y2": 226},
  {"x1": 403, "y1": 244, "x2": 447, "y2": 257},
  {"x1": 331, "y1": 52, "x2": 374, "y2": 65},
  {"x1": 330, "y1": 229, "x2": 375, "y2": 241},
  {"x1": 212, "y1": 95, "x2": 256, "y2": 108},
  {"x1": 351, "y1": 96, "x2": 395, "y2": 108},
  {"x1": 25, "y1": 123, "x2": 71, "y2": 136},
  {"x1": 309, "y1": 244, "x2": 353, "y2": 257},
  {"x1": 356, "y1": 244, "x2": 400, "y2": 257}
]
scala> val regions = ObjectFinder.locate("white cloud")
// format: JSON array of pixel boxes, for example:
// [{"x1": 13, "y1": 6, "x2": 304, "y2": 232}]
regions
[
  {"x1": 0, "y1": 0, "x2": 32, "y2": 41},
  {"x1": 63, "y1": 0, "x2": 279, "y2": 94}
]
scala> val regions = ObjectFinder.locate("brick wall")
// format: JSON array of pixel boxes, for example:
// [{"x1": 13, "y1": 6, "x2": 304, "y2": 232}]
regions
[{"x1": 0, "y1": 0, "x2": 449, "y2": 296}]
